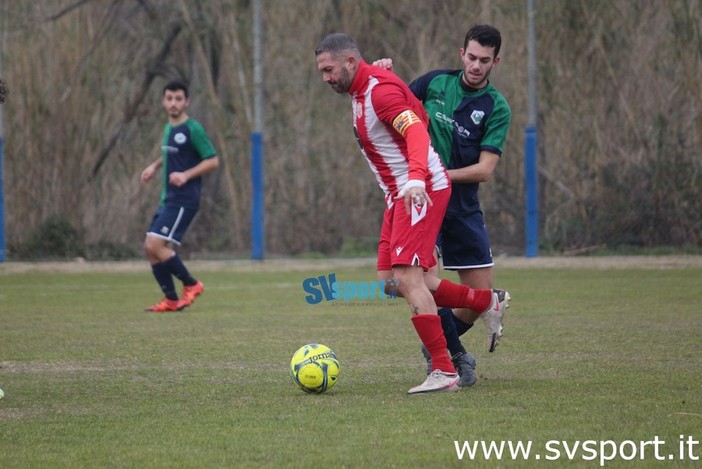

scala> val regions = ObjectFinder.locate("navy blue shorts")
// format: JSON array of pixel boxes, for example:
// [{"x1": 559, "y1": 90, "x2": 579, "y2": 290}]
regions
[
  {"x1": 146, "y1": 204, "x2": 198, "y2": 246},
  {"x1": 437, "y1": 210, "x2": 494, "y2": 270}
]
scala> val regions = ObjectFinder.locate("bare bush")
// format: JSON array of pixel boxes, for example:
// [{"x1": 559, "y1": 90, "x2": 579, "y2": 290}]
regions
[{"x1": 2, "y1": 0, "x2": 700, "y2": 259}]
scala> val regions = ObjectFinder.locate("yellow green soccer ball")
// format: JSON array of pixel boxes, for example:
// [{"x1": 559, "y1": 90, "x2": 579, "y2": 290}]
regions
[{"x1": 290, "y1": 343, "x2": 340, "y2": 394}]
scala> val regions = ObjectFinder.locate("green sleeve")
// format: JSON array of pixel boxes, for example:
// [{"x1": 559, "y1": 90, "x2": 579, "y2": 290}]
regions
[
  {"x1": 159, "y1": 124, "x2": 171, "y2": 205},
  {"x1": 188, "y1": 120, "x2": 217, "y2": 159},
  {"x1": 482, "y1": 93, "x2": 511, "y2": 155}
]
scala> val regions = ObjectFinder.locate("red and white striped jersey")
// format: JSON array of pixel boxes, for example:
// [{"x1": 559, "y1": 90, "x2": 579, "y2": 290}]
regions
[{"x1": 348, "y1": 60, "x2": 449, "y2": 206}]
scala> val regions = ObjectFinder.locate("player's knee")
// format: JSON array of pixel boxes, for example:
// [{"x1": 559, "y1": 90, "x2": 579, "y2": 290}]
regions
[
  {"x1": 143, "y1": 236, "x2": 162, "y2": 259},
  {"x1": 390, "y1": 273, "x2": 422, "y2": 297}
]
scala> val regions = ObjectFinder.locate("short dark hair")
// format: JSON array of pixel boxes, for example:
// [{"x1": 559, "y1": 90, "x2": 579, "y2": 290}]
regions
[
  {"x1": 315, "y1": 32, "x2": 360, "y2": 57},
  {"x1": 464, "y1": 24, "x2": 502, "y2": 57},
  {"x1": 163, "y1": 80, "x2": 189, "y2": 98}
]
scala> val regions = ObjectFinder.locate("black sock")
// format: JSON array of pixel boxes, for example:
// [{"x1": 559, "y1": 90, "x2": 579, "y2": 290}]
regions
[
  {"x1": 454, "y1": 314, "x2": 475, "y2": 336},
  {"x1": 163, "y1": 254, "x2": 196, "y2": 286},
  {"x1": 152, "y1": 262, "x2": 178, "y2": 300},
  {"x1": 438, "y1": 308, "x2": 467, "y2": 356}
]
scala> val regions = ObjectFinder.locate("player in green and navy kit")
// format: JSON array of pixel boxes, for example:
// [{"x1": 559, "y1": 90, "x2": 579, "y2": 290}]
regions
[
  {"x1": 140, "y1": 81, "x2": 219, "y2": 312},
  {"x1": 375, "y1": 24, "x2": 512, "y2": 386}
]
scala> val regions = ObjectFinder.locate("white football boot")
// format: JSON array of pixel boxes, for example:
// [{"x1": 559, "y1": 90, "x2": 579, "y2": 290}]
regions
[
  {"x1": 407, "y1": 369, "x2": 460, "y2": 394},
  {"x1": 482, "y1": 289, "x2": 511, "y2": 352}
]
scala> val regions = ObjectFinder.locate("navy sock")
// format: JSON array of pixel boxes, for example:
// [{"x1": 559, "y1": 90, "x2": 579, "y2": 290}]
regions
[
  {"x1": 152, "y1": 262, "x2": 178, "y2": 300},
  {"x1": 438, "y1": 308, "x2": 467, "y2": 357},
  {"x1": 163, "y1": 254, "x2": 196, "y2": 286},
  {"x1": 454, "y1": 314, "x2": 475, "y2": 336}
]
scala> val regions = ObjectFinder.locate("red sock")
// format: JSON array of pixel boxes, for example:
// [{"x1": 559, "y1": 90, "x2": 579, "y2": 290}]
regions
[
  {"x1": 432, "y1": 279, "x2": 492, "y2": 313},
  {"x1": 411, "y1": 314, "x2": 456, "y2": 373}
]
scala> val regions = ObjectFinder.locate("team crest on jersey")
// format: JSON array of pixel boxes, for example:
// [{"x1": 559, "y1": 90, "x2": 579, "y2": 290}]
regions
[
  {"x1": 353, "y1": 101, "x2": 363, "y2": 121},
  {"x1": 174, "y1": 132, "x2": 187, "y2": 144},
  {"x1": 470, "y1": 110, "x2": 485, "y2": 125}
]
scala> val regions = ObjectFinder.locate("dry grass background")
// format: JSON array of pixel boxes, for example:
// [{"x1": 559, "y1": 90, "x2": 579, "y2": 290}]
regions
[{"x1": 2, "y1": 0, "x2": 700, "y2": 258}]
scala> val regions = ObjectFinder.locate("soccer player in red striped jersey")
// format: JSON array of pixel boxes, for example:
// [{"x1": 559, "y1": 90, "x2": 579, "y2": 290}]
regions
[{"x1": 315, "y1": 33, "x2": 509, "y2": 394}]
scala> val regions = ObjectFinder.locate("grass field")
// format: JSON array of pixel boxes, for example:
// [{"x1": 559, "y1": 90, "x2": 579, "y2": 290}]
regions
[{"x1": 1, "y1": 259, "x2": 701, "y2": 468}]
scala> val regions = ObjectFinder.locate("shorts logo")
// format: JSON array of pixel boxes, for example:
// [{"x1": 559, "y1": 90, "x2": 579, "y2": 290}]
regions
[
  {"x1": 411, "y1": 202, "x2": 427, "y2": 226},
  {"x1": 396, "y1": 246, "x2": 403, "y2": 256},
  {"x1": 174, "y1": 132, "x2": 187, "y2": 144},
  {"x1": 160, "y1": 226, "x2": 170, "y2": 235},
  {"x1": 470, "y1": 110, "x2": 485, "y2": 125}
]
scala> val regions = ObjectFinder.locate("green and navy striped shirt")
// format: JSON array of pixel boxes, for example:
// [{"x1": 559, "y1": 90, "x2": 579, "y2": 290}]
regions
[{"x1": 410, "y1": 70, "x2": 511, "y2": 213}]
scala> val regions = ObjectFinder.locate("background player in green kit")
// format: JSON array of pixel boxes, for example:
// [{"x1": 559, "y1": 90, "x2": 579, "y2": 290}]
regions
[
  {"x1": 141, "y1": 81, "x2": 219, "y2": 312},
  {"x1": 376, "y1": 24, "x2": 511, "y2": 385}
]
